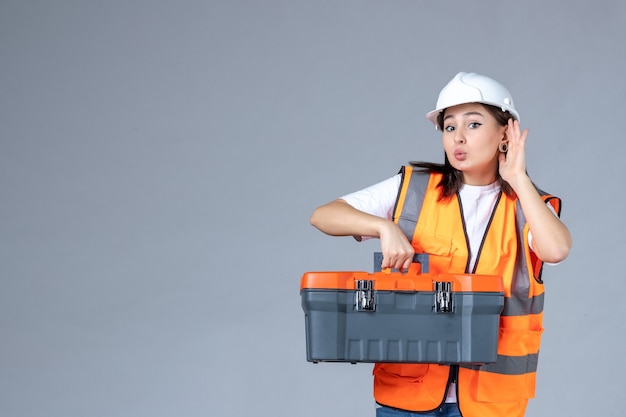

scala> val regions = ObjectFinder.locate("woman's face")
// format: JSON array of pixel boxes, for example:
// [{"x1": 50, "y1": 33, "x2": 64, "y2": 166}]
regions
[{"x1": 441, "y1": 102, "x2": 507, "y2": 185}]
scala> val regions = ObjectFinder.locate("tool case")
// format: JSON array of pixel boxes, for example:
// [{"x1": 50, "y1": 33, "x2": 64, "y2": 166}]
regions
[{"x1": 300, "y1": 253, "x2": 504, "y2": 364}]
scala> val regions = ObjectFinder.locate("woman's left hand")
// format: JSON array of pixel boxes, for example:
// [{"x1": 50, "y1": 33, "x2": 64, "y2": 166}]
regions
[{"x1": 498, "y1": 118, "x2": 529, "y2": 187}]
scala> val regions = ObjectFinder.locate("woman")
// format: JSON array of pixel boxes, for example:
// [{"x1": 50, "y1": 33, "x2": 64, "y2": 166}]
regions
[{"x1": 310, "y1": 72, "x2": 572, "y2": 417}]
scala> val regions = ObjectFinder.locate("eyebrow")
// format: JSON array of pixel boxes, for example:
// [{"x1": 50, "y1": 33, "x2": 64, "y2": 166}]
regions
[{"x1": 443, "y1": 111, "x2": 485, "y2": 121}]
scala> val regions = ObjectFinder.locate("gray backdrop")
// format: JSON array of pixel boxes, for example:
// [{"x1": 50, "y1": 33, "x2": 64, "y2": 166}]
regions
[{"x1": 1, "y1": 1, "x2": 623, "y2": 416}]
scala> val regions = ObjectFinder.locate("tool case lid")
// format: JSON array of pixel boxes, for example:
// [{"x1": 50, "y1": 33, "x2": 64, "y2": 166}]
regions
[{"x1": 300, "y1": 268, "x2": 504, "y2": 293}]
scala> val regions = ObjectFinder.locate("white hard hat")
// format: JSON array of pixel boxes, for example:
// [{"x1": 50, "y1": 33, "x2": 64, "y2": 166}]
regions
[{"x1": 425, "y1": 72, "x2": 520, "y2": 129}]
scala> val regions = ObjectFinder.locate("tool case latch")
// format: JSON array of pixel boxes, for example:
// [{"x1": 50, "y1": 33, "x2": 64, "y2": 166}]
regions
[
  {"x1": 434, "y1": 281, "x2": 453, "y2": 313},
  {"x1": 355, "y1": 280, "x2": 375, "y2": 312}
]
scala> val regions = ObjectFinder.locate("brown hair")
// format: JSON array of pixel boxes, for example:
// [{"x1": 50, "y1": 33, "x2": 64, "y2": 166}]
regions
[{"x1": 411, "y1": 103, "x2": 516, "y2": 200}]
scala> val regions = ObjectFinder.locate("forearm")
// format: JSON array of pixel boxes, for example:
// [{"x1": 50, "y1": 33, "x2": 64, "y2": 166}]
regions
[
  {"x1": 310, "y1": 199, "x2": 390, "y2": 239},
  {"x1": 310, "y1": 198, "x2": 415, "y2": 270},
  {"x1": 509, "y1": 175, "x2": 572, "y2": 263}
]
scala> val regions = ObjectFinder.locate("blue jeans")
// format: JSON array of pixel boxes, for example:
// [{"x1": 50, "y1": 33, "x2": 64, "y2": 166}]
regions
[{"x1": 376, "y1": 403, "x2": 462, "y2": 417}]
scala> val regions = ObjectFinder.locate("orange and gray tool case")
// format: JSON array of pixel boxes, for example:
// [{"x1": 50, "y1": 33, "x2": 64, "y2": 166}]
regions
[{"x1": 300, "y1": 253, "x2": 505, "y2": 365}]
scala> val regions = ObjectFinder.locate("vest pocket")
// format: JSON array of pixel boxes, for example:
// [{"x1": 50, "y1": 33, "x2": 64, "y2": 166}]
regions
[
  {"x1": 375, "y1": 363, "x2": 430, "y2": 380},
  {"x1": 474, "y1": 365, "x2": 537, "y2": 402},
  {"x1": 413, "y1": 232, "x2": 454, "y2": 272},
  {"x1": 473, "y1": 328, "x2": 543, "y2": 402},
  {"x1": 374, "y1": 363, "x2": 449, "y2": 410}
]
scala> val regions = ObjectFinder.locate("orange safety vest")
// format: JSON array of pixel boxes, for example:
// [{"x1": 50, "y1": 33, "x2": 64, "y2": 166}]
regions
[{"x1": 373, "y1": 166, "x2": 561, "y2": 417}]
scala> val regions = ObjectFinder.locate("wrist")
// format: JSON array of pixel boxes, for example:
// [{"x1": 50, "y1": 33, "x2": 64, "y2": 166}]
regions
[
  {"x1": 375, "y1": 218, "x2": 396, "y2": 239},
  {"x1": 505, "y1": 173, "x2": 531, "y2": 191}
]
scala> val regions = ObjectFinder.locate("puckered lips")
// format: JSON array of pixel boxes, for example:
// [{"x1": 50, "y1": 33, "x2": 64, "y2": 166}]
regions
[{"x1": 453, "y1": 148, "x2": 467, "y2": 161}]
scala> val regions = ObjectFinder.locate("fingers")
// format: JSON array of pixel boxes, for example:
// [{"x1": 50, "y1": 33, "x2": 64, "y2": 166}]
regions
[
  {"x1": 507, "y1": 119, "x2": 528, "y2": 144},
  {"x1": 381, "y1": 248, "x2": 415, "y2": 271},
  {"x1": 500, "y1": 119, "x2": 528, "y2": 184},
  {"x1": 379, "y1": 220, "x2": 415, "y2": 271},
  {"x1": 401, "y1": 256, "x2": 414, "y2": 272}
]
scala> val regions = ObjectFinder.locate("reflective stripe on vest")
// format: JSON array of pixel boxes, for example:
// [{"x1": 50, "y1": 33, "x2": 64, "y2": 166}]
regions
[{"x1": 394, "y1": 167, "x2": 428, "y2": 242}]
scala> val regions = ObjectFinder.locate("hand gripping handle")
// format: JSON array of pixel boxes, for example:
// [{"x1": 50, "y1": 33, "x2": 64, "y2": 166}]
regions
[{"x1": 373, "y1": 252, "x2": 429, "y2": 273}]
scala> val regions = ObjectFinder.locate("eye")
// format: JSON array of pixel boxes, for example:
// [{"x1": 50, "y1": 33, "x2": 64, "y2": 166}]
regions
[
  {"x1": 445, "y1": 125, "x2": 455, "y2": 132},
  {"x1": 468, "y1": 122, "x2": 482, "y2": 129}
]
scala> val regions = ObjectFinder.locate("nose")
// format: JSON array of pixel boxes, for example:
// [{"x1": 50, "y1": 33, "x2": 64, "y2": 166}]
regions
[{"x1": 454, "y1": 128, "x2": 466, "y2": 144}]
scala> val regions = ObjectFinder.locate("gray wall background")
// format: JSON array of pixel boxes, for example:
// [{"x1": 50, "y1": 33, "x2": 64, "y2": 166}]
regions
[{"x1": 1, "y1": 1, "x2": 623, "y2": 416}]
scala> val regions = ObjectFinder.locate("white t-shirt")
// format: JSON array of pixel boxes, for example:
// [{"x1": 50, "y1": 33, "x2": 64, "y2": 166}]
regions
[
  {"x1": 340, "y1": 173, "x2": 551, "y2": 265},
  {"x1": 341, "y1": 173, "x2": 554, "y2": 404},
  {"x1": 342, "y1": 174, "x2": 504, "y2": 271}
]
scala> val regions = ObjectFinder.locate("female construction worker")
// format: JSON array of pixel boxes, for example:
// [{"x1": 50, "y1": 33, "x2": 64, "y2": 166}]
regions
[{"x1": 309, "y1": 72, "x2": 572, "y2": 417}]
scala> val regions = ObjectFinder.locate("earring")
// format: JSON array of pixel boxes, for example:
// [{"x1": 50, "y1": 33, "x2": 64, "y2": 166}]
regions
[{"x1": 499, "y1": 142, "x2": 508, "y2": 153}]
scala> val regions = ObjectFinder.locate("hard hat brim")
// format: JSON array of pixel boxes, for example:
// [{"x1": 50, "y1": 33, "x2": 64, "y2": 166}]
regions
[{"x1": 425, "y1": 101, "x2": 520, "y2": 130}]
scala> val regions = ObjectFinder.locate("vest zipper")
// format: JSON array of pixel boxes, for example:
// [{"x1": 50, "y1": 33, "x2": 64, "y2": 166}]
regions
[
  {"x1": 449, "y1": 365, "x2": 462, "y2": 416},
  {"x1": 444, "y1": 364, "x2": 459, "y2": 399}
]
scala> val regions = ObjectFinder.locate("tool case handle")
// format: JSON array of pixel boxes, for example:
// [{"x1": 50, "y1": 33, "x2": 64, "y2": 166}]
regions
[{"x1": 373, "y1": 252, "x2": 429, "y2": 273}]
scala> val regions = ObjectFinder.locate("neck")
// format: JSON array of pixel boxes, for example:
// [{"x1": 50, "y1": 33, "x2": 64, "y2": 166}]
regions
[{"x1": 461, "y1": 172, "x2": 497, "y2": 186}]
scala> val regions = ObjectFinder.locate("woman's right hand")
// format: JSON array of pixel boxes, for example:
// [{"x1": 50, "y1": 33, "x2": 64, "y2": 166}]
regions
[{"x1": 378, "y1": 220, "x2": 415, "y2": 271}]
